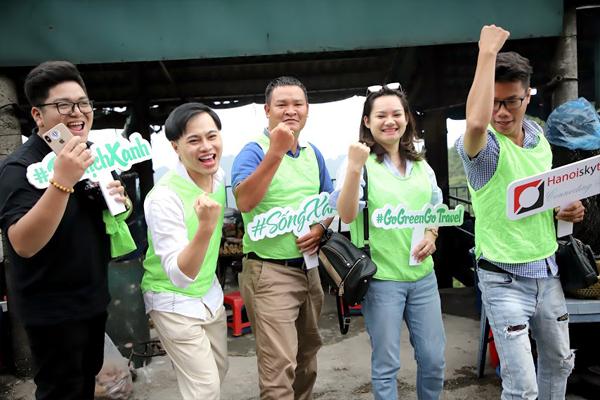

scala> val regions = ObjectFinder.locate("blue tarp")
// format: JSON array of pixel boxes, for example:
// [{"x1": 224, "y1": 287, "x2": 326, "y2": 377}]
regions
[{"x1": 545, "y1": 97, "x2": 600, "y2": 151}]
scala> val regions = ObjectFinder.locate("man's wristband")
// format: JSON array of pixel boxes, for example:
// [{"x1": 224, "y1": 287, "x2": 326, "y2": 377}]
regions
[{"x1": 49, "y1": 179, "x2": 74, "y2": 194}]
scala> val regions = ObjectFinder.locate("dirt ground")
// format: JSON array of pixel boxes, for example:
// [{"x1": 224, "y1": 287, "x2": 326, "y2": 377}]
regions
[{"x1": 1, "y1": 287, "x2": 596, "y2": 400}]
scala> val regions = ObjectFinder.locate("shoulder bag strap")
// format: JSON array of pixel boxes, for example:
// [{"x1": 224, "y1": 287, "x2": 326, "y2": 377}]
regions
[{"x1": 363, "y1": 167, "x2": 369, "y2": 242}]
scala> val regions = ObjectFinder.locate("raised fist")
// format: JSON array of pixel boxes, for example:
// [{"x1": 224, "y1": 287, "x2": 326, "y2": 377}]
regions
[
  {"x1": 268, "y1": 122, "x2": 295, "y2": 157},
  {"x1": 479, "y1": 25, "x2": 510, "y2": 55},
  {"x1": 193, "y1": 194, "x2": 222, "y2": 233},
  {"x1": 347, "y1": 142, "x2": 370, "y2": 169}
]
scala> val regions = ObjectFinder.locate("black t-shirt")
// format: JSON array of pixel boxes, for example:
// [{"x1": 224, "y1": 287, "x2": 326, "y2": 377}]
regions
[{"x1": 0, "y1": 134, "x2": 111, "y2": 327}]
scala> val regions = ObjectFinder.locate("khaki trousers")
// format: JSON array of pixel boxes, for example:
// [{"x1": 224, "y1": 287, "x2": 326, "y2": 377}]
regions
[
  {"x1": 150, "y1": 306, "x2": 228, "y2": 400},
  {"x1": 240, "y1": 258, "x2": 324, "y2": 400}
]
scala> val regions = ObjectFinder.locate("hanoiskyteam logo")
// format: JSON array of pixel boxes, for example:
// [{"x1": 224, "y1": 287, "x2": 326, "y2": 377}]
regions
[
  {"x1": 513, "y1": 179, "x2": 545, "y2": 214},
  {"x1": 506, "y1": 155, "x2": 600, "y2": 221}
]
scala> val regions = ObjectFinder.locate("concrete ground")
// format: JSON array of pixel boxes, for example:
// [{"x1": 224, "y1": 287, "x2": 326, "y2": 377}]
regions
[{"x1": 1, "y1": 287, "x2": 596, "y2": 399}]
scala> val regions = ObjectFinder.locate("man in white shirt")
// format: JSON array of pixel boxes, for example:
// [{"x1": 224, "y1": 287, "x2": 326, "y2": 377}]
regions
[{"x1": 141, "y1": 103, "x2": 228, "y2": 400}]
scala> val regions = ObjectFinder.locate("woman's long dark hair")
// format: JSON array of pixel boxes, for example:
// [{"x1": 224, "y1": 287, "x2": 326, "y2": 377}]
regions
[{"x1": 359, "y1": 87, "x2": 424, "y2": 163}]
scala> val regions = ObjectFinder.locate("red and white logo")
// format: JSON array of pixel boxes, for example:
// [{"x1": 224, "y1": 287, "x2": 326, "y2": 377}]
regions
[{"x1": 513, "y1": 179, "x2": 545, "y2": 214}]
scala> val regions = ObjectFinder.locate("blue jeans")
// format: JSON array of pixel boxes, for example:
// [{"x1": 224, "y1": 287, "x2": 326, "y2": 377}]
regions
[
  {"x1": 362, "y1": 272, "x2": 446, "y2": 400},
  {"x1": 477, "y1": 269, "x2": 574, "y2": 400}
]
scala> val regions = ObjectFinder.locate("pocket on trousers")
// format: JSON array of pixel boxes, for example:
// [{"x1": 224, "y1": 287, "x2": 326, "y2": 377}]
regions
[
  {"x1": 478, "y1": 269, "x2": 513, "y2": 285},
  {"x1": 240, "y1": 258, "x2": 263, "y2": 293},
  {"x1": 247, "y1": 258, "x2": 269, "y2": 291}
]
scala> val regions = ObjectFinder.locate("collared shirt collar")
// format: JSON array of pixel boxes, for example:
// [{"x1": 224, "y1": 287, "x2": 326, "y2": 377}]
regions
[{"x1": 382, "y1": 153, "x2": 414, "y2": 177}]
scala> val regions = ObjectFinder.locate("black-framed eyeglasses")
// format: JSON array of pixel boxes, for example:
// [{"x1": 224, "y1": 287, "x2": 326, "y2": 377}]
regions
[
  {"x1": 36, "y1": 100, "x2": 94, "y2": 115},
  {"x1": 493, "y1": 96, "x2": 526, "y2": 112},
  {"x1": 366, "y1": 82, "x2": 403, "y2": 96}
]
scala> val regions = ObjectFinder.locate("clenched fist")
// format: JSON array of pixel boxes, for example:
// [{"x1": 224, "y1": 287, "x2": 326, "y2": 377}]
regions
[
  {"x1": 479, "y1": 25, "x2": 510, "y2": 55},
  {"x1": 193, "y1": 194, "x2": 222, "y2": 233},
  {"x1": 268, "y1": 122, "x2": 295, "y2": 157},
  {"x1": 347, "y1": 142, "x2": 370, "y2": 171}
]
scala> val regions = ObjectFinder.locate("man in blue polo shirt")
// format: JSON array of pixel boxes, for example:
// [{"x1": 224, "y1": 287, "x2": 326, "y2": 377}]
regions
[{"x1": 232, "y1": 76, "x2": 333, "y2": 400}]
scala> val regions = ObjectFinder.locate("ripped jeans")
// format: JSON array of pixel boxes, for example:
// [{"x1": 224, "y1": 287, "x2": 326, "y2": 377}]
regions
[{"x1": 478, "y1": 269, "x2": 574, "y2": 400}]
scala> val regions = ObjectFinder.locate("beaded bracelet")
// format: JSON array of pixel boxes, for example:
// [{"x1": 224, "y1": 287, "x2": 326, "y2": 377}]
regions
[{"x1": 49, "y1": 179, "x2": 74, "y2": 194}]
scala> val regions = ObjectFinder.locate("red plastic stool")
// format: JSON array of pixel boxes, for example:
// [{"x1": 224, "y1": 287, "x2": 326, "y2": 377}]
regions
[
  {"x1": 349, "y1": 304, "x2": 362, "y2": 315},
  {"x1": 488, "y1": 329, "x2": 500, "y2": 369},
  {"x1": 223, "y1": 291, "x2": 251, "y2": 336}
]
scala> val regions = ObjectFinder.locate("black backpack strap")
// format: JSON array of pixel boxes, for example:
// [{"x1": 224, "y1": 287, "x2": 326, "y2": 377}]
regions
[
  {"x1": 336, "y1": 167, "x2": 369, "y2": 239},
  {"x1": 363, "y1": 167, "x2": 369, "y2": 243},
  {"x1": 333, "y1": 166, "x2": 369, "y2": 336}
]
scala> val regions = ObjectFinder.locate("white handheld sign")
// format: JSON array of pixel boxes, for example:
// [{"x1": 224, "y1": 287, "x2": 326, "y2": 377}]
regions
[
  {"x1": 27, "y1": 131, "x2": 153, "y2": 215},
  {"x1": 506, "y1": 155, "x2": 600, "y2": 236},
  {"x1": 246, "y1": 192, "x2": 336, "y2": 241},
  {"x1": 371, "y1": 204, "x2": 465, "y2": 266}
]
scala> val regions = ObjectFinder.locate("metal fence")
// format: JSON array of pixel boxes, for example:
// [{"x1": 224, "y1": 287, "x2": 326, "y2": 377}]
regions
[{"x1": 448, "y1": 186, "x2": 473, "y2": 217}]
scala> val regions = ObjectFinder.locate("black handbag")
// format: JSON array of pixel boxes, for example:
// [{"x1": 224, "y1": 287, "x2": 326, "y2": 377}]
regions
[
  {"x1": 556, "y1": 235, "x2": 599, "y2": 291},
  {"x1": 318, "y1": 169, "x2": 377, "y2": 334}
]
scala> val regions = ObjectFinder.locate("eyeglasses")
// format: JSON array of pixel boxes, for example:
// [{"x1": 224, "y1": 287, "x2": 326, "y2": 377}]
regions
[
  {"x1": 36, "y1": 100, "x2": 94, "y2": 115},
  {"x1": 366, "y1": 82, "x2": 403, "y2": 95},
  {"x1": 493, "y1": 96, "x2": 526, "y2": 112}
]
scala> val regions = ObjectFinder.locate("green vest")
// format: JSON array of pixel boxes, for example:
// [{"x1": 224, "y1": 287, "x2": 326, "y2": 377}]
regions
[
  {"x1": 468, "y1": 125, "x2": 557, "y2": 263},
  {"x1": 241, "y1": 134, "x2": 320, "y2": 259},
  {"x1": 141, "y1": 170, "x2": 225, "y2": 297},
  {"x1": 350, "y1": 156, "x2": 434, "y2": 282}
]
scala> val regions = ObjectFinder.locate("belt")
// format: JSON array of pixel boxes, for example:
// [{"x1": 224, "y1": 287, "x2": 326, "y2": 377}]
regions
[
  {"x1": 246, "y1": 252, "x2": 305, "y2": 269},
  {"x1": 478, "y1": 259, "x2": 507, "y2": 273}
]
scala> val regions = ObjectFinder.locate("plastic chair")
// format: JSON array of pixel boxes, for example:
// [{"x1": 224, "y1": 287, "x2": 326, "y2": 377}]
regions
[{"x1": 223, "y1": 291, "x2": 251, "y2": 336}]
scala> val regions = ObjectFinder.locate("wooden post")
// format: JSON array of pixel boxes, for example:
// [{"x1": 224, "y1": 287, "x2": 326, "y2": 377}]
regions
[
  {"x1": 596, "y1": 39, "x2": 600, "y2": 104},
  {"x1": 422, "y1": 109, "x2": 453, "y2": 288},
  {"x1": 0, "y1": 75, "x2": 33, "y2": 376},
  {"x1": 0, "y1": 76, "x2": 21, "y2": 162},
  {"x1": 552, "y1": 5, "x2": 578, "y2": 108},
  {"x1": 125, "y1": 65, "x2": 155, "y2": 204}
]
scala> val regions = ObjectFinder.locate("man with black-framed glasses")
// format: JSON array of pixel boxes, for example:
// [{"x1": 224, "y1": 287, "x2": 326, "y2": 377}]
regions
[
  {"x1": 456, "y1": 25, "x2": 584, "y2": 399},
  {"x1": 0, "y1": 61, "x2": 129, "y2": 400},
  {"x1": 36, "y1": 99, "x2": 94, "y2": 115}
]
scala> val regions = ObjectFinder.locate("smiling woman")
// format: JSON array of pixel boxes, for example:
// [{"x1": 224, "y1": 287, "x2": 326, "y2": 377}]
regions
[{"x1": 333, "y1": 84, "x2": 446, "y2": 400}]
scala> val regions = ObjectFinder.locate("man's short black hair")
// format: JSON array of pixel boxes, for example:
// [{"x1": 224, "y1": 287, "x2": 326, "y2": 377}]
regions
[
  {"x1": 164, "y1": 102, "x2": 222, "y2": 141},
  {"x1": 264, "y1": 76, "x2": 308, "y2": 104},
  {"x1": 495, "y1": 52, "x2": 533, "y2": 88},
  {"x1": 24, "y1": 61, "x2": 87, "y2": 106}
]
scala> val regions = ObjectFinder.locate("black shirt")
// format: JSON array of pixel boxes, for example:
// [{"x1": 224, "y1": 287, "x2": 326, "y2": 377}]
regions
[{"x1": 0, "y1": 134, "x2": 110, "y2": 327}]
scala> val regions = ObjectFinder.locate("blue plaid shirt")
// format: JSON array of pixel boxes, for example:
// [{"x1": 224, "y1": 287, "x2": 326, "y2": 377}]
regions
[{"x1": 455, "y1": 120, "x2": 558, "y2": 278}]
